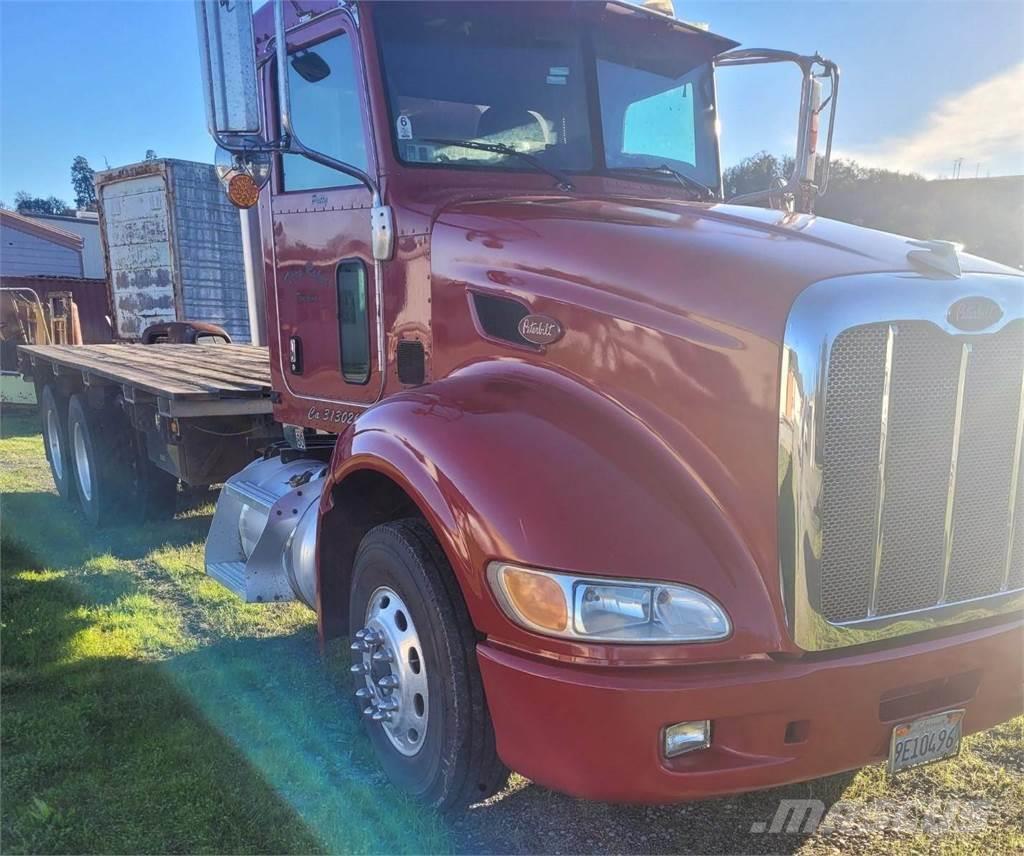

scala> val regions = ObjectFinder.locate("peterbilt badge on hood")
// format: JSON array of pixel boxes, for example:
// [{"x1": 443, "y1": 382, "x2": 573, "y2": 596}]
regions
[
  {"x1": 518, "y1": 314, "x2": 564, "y2": 345},
  {"x1": 947, "y1": 296, "x2": 1004, "y2": 331}
]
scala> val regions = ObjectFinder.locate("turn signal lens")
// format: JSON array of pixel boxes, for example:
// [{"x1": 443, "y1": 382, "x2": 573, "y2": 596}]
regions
[
  {"x1": 227, "y1": 173, "x2": 260, "y2": 209},
  {"x1": 491, "y1": 565, "x2": 568, "y2": 632}
]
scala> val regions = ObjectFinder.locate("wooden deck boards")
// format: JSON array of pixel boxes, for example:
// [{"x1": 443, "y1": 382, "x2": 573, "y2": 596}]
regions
[{"x1": 21, "y1": 344, "x2": 272, "y2": 401}]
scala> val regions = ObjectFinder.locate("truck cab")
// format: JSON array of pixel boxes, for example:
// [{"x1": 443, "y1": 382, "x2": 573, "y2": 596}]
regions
[{"x1": 195, "y1": 0, "x2": 1023, "y2": 809}]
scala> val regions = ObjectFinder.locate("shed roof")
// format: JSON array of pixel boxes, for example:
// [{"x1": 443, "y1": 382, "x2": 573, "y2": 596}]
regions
[{"x1": 0, "y1": 209, "x2": 85, "y2": 251}]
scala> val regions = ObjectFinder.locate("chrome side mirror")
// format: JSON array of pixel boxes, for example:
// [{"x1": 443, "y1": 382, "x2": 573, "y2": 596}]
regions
[{"x1": 195, "y1": 0, "x2": 261, "y2": 141}]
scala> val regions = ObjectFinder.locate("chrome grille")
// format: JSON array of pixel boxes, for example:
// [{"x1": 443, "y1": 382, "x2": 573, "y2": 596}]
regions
[{"x1": 819, "y1": 319, "x2": 1024, "y2": 624}]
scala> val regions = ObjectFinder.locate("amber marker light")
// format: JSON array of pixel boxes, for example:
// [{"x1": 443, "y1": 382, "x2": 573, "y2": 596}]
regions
[
  {"x1": 491, "y1": 564, "x2": 569, "y2": 633},
  {"x1": 227, "y1": 173, "x2": 261, "y2": 209}
]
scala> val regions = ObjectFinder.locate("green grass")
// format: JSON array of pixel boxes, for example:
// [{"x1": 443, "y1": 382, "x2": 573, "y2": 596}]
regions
[
  {"x1": 2, "y1": 404, "x2": 1022, "y2": 855},
  {"x1": 1, "y1": 407, "x2": 449, "y2": 854}
]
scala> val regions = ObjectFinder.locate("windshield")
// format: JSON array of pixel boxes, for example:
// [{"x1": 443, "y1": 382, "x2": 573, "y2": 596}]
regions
[{"x1": 374, "y1": 1, "x2": 723, "y2": 192}]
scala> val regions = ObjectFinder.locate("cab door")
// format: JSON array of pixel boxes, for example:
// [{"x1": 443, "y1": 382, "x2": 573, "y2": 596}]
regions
[{"x1": 269, "y1": 14, "x2": 380, "y2": 409}]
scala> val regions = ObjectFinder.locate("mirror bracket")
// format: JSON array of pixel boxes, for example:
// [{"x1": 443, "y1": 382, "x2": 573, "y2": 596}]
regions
[{"x1": 371, "y1": 205, "x2": 395, "y2": 262}]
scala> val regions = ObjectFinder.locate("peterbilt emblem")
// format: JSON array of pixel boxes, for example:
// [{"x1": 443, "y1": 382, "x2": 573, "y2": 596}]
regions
[
  {"x1": 518, "y1": 314, "x2": 564, "y2": 345},
  {"x1": 947, "y1": 296, "x2": 1003, "y2": 332}
]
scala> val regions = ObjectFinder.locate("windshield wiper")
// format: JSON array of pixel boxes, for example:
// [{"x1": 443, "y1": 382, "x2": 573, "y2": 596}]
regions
[
  {"x1": 611, "y1": 164, "x2": 715, "y2": 201},
  {"x1": 419, "y1": 137, "x2": 575, "y2": 192}
]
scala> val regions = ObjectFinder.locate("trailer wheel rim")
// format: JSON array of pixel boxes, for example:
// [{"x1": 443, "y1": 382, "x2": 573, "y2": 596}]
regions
[
  {"x1": 47, "y1": 408, "x2": 64, "y2": 482},
  {"x1": 355, "y1": 586, "x2": 429, "y2": 757},
  {"x1": 73, "y1": 421, "x2": 93, "y2": 502}
]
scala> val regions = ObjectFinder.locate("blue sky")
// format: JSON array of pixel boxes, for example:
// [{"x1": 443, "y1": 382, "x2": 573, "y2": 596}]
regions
[{"x1": 1, "y1": 0, "x2": 1022, "y2": 205}]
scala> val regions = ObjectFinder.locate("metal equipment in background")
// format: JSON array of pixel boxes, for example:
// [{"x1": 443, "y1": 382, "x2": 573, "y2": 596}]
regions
[{"x1": 1, "y1": 287, "x2": 72, "y2": 405}]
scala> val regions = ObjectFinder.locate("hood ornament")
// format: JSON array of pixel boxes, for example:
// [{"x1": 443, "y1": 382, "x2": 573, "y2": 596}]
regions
[{"x1": 907, "y1": 239, "x2": 963, "y2": 278}]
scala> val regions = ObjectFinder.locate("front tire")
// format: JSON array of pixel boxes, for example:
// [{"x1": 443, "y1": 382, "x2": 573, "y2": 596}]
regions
[{"x1": 348, "y1": 519, "x2": 508, "y2": 810}]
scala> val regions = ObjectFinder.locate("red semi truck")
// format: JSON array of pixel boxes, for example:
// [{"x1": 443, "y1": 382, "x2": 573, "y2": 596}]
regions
[{"x1": 23, "y1": 0, "x2": 1024, "y2": 809}]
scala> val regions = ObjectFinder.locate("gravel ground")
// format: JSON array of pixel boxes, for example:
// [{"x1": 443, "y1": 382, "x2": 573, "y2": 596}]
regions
[{"x1": 448, "y1": 772, "x2": 859, "y2": 854}]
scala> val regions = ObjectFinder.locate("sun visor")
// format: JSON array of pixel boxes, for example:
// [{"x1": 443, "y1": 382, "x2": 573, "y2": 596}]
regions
[{"x1": 595, "y1": 2, "x2": 740, "y2": 76}]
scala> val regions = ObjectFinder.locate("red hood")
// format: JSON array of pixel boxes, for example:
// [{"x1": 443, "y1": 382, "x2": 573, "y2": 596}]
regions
[{"x1": 431, "y1": 194, "x2": 1016, "y2": 344}]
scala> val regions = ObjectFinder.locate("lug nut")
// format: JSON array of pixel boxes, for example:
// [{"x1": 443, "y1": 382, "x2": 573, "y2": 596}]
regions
[
  {"x1": 355, "y1": 687, "x2": 372, "y2": 700},
  {"x1": 350, "y1": 640, "x2": 368, "y2": 653},
  {"x1": 378, "y1": 697, "x2": 399, "y2": 712},
  {"x1": 362, "y1": 705, "x2": 375, "y2": 717},
  {"x1": 372, "y1": 649, "x2": 393, "y2": 663},
  {"x1": 371, "y1": 710, "x2": 392, "y2": 722},
  {"x1": 377, "y1": 674, "x2": 399, "y2": 690},
  {"x1": 350, "y1": 662, "x2": 368, "y2": 675}
]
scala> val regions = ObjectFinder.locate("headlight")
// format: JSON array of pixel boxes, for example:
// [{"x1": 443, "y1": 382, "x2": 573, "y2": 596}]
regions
[{"x1": 487, "y1": 562, "x2": 731, "y2": 643}]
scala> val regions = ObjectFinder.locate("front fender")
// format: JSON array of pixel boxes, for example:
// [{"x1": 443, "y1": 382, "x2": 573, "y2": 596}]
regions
[{"x1": 324, "y1": 359, "x2": 786, "y2": 664}]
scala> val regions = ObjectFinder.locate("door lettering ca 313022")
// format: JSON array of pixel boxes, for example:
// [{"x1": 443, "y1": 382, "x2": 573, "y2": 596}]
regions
[{"x1": 308, "y1": 406, "x2": 358, "y2": 425}]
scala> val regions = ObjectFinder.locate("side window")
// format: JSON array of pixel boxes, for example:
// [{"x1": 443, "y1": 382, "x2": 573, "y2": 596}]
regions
[
  {"x1": 283, "y1": 31, "x2": 368, "y2": 191},
  {"x1": 337, "y1": 260, "x2": 370, "y2": 383},
  {"x1": 622, "y1": 83, "x2": 697, "y2": 167}
]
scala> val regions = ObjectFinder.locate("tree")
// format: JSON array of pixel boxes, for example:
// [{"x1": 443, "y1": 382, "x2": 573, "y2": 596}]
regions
[
  {"x1": 13, "y1": 192, "x2": 71, "y2": 216},
  {"x1": 723, "y1": 152, "x2": 924, "y2": 201},
  {"x1": 722, "y1": 151, "x2": 793, "y2": 199},
  {"x1": 145, "y1": 149, "x2": 158, "y2": 161},
  {"x1": 71, "y1": 155, "x2": 96, "y2": 210}
]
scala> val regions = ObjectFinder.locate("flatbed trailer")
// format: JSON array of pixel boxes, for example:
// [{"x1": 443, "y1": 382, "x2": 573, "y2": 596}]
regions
[{"x1": 17, "y1": 343, "x2": 282, "y2": 525}]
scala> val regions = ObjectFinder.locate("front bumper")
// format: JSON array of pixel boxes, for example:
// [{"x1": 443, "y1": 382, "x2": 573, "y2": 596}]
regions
[{"x1": 476, "y1": 618, "x2": 1023, "y2": 803}]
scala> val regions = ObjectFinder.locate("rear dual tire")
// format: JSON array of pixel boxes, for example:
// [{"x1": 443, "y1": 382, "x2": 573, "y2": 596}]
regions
[
  {"x1": 64, "y1": 392, "x2": 177, "y2": 527},
  {"x1": 67, "y1": 393, "x2": 130, "y2": 527},
  {"x1": 40, "y1": 384, "x2": 76, "y2": 504},
  {"x1": 349, "y1": 519, "x2": 508, "y2": 810}
]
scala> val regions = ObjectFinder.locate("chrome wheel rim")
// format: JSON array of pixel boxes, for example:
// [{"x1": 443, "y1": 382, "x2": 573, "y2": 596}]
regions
[
  {"x1": 351, "y1": 586, "x2": 429, "y2": 757},
  {"x1": 73, "y1": 422, "x2": 92, "y2": 502},
  {"x1": 46, "y1": 408, "x2": 64, "y2": 482}
]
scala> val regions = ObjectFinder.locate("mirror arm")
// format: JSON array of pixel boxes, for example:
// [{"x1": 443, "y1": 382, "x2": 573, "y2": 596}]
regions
[{"x1": 816, "y1": 63, "x2": 840, "y2": 195}]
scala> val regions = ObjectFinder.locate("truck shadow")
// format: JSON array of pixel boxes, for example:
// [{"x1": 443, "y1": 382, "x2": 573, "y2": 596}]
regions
[{"x1": 1, "y1": 489, "x2": 214, "y2": 566}]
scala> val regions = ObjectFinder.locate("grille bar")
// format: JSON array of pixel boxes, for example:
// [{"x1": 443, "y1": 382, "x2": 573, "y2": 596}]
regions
[
  {"x1": 867, "y1": 324, "x2": 896, "y2": 618},
  {"x1": 939, "y1": 343, "x2": 971, "y2": 604}
]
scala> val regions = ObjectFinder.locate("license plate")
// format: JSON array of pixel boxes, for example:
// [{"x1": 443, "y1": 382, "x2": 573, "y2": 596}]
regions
[{"x1": 888, "y1": 709, "x2": 964, "y2": 774}]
